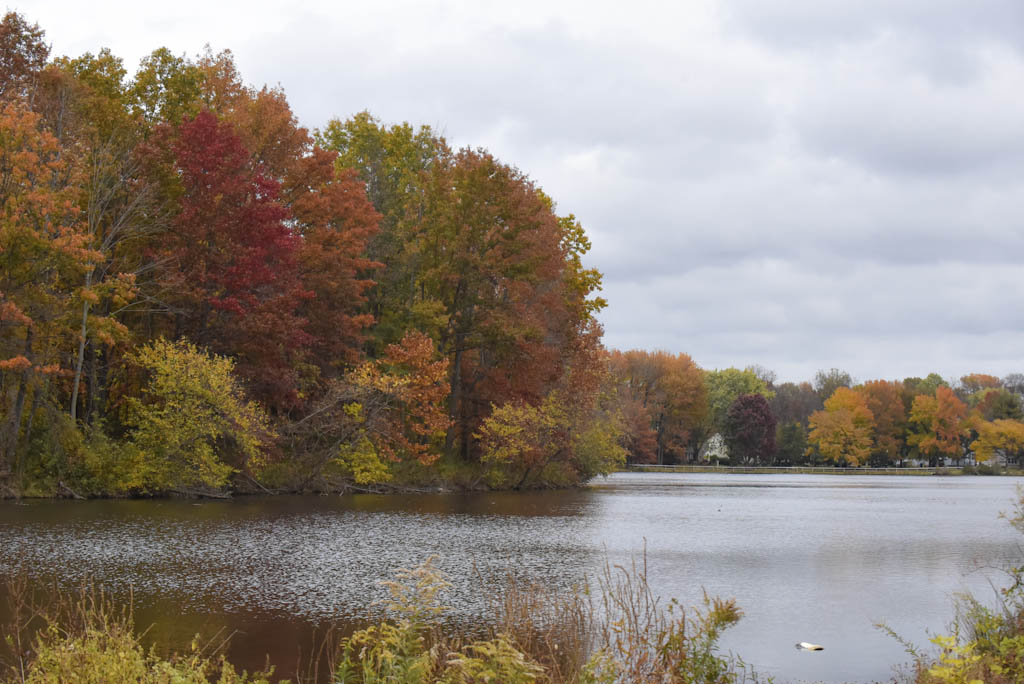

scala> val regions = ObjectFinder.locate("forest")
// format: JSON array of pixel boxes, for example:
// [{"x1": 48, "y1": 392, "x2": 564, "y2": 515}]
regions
[{"x1": 0, "y1": 12, "x2": 1021, "y2": 499}]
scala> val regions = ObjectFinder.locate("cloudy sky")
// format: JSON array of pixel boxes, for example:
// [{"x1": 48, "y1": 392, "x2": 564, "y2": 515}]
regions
[{"x1": 20, "y1": 0, "x2": 1024, "y2": 384}]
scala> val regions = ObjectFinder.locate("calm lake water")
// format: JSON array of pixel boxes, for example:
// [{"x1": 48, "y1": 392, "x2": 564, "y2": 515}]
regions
[{"x1": 2, "y1": 473, "x2": 1023, "y2": 683}]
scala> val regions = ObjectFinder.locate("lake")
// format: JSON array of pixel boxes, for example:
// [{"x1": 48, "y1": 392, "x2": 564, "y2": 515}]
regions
[{"x1": 1, "y1": 472, "x2": 1022, "y2": 683}]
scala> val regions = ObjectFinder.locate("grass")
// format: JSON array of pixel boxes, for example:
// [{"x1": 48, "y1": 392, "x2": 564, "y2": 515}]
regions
[{"x1": 2, "y1": 555, "x2": 767, "y2": 684}]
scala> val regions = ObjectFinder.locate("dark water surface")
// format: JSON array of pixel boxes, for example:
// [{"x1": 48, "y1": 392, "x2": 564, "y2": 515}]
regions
[{"x1": 2, "y1": 473, "x2": 1023, "y2": 683}]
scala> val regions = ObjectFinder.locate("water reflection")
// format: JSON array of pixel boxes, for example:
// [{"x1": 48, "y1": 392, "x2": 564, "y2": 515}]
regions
[{"x1": 2, "y1": 474, "x2": 1023, "y2": 683}]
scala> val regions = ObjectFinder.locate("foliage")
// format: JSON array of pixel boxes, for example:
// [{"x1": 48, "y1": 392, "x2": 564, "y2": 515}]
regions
[
  {"x1": 125, "y1": 339, "x2": 270, "y2": 493},
  {"x1": 774, "y1": 422, "x2": 807, "y2": 465},
  {"x1": 704, "y1": 368, "x2": 772, "y2": 440},
  {"x1": 855, "y1": 380, "x2": 906, "y2": 465},
  {"x1": 334, "y1": 558, "x2": 544, "y2": 684},
  {"x1": 909, "y1": 386, "x2": 968, "y2": 465},
  {"x1": 609, "y1": 350, "x2": 706, "y2": 464},
  {"x1": 807, "y1": 387, "x2": 874, "y2": 466},
  {"x1": 2, "y1": 579, "x2": 271, "y2": 683},
  {"x1": 768, "y1": 382, "x2": 820, "y2": 428},
  {"x1": 350, "y1": 331, "x2": 451, "y2": 466},
  {"x1": 972, "y1": 419, "x2": 1024, "y2": 465},
  {"x1": 722, "y1": 394, "x2": 776, "y2": 465}
]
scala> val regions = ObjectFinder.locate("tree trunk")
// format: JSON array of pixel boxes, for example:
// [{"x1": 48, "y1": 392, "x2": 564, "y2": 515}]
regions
[
  {"x1": 445, "y1": 339, "x2": 463, "y2": 457},
  {"x1": 0, "y1": 328, "x2": 34, "y2": 472},
  {"x1": 70, "y1": 271, "x2": 92, "y2": 420}
]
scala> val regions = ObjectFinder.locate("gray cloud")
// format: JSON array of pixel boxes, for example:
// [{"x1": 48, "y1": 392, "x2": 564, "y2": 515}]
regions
[{"x1": 24, "y1": 0, "x2": 1024, "y2": 383}]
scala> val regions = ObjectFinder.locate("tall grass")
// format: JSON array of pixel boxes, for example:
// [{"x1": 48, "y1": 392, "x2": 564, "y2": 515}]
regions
[
  {"x1": 1, "y1": 577, "x2": 274, "y2": 683},
  {"x1": 2, "y1": 555, "x2": 765, "y2": 683}
]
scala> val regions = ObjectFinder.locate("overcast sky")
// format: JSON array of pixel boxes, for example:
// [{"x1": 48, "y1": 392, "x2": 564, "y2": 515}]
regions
[{"x1": 20, "y1": 0, "x2": 1024, "y2": 384}]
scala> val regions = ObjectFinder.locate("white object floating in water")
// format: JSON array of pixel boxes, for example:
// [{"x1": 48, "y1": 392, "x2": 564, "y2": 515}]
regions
[{"x1": 796, "y1": 642, "x2": 824, "y2": 651}]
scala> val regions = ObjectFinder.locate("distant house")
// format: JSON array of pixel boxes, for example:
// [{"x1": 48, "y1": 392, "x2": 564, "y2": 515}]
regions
[{"x1": 701, "y1": 433, "x2": 728, "y2": 463}]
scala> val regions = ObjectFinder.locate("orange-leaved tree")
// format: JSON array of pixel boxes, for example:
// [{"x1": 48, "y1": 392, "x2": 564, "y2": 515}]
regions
[
  {"x1": 855, "y1": 380, "x2": 906, "y2": 465},
  {"x1": 908, "y1": 386, "x2": 968, "y2": 465}
]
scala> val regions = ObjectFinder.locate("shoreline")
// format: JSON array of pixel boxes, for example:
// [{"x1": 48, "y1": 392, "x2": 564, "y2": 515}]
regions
[{"x1": 619, "y1": 464, "x2": 1024, "y2": 476}]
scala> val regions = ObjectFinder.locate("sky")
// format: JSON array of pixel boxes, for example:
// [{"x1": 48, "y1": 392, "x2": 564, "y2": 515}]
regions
[{"x1": 18, "y1": 0, "x2": 1024, "y2": 384}]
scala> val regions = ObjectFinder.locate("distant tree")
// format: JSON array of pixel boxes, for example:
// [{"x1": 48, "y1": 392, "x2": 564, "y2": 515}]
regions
[
  {"x1": 775, "y1": 422, "x2": 808, "y2": 465},
  {"x1": 1003, "y1": 373, "x2": 1024, "y2": 398},
  {"x1": 745, "y1": 364, "x2": 777, "y2": 390},
  {"x1": 813, "y1": 368, "x2": 852, "y2": 402},
  {"x1": 973, "y1": 419, "x2": 1024, "y2": 465},
  {"x1": 971, "y1": 388, "x2": 1024, "y2": 422},
  {"x1": 704, "y1": 368, "x2": 772, "y2": 437},
  {"x1": 723, "y1": 394, "x2": 776, "y2": 465},
  {"x1": 855, "y1": 380, "x2": 906, "y2": 465},
  {"x1": 770, "y1": 381, "x2": 821, "y2": 427},
  {"x1": 902, "y1": 374, "x2": 948, "y2": 412},
  {"x1": 908, "y1": 386, "x2": 968, "y2": 466},
  {"x1": 807, "y1": 387, "x2": 874, "y2": 466},
  {"x1": 959, "y1": 373, "x2": 1002, "y2": 398},
  {"x1": 609, "y1": 349, "x2": 706, "y2": 464}
]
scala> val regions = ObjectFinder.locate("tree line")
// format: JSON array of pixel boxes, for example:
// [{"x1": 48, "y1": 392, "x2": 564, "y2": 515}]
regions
[
  {"x1": 1, "y1": 13, "x2": 1016, "y2": 498},
  {"x1": 611, "y1": 353, "x2": 1024, "y2": 468},
  {"x1": 0, "y1": 13, "x2": 620, "y2": 496}
]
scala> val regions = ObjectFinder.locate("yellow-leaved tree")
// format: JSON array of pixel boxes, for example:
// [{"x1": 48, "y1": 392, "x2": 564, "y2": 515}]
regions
[
  {"x1": 972, "y1": 419, "x2": 1024, "y2": 465},
  {"x1": 807, "y1": 387, "x2": 875, "y2": 466},
  {"x1": 908, "y1": 386, "x2": 968, "y2": 466},
  {"x1": 125, "y1": 339, "x2": 270, "y2": 494}
]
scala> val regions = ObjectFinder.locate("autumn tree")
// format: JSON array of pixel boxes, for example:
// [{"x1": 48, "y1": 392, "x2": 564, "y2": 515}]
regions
[
  {"x1": 278, "y1": 332, "x2": 449, "y2": 489},
  {"x1": 318, "y1": 112, "x2": 442, "y2": 353},
  {"x1": 148, "y1": 111, "x2": 312, "y2": 410},
  {"x1": 969, "y1": 387, "x2": 1023, "y2": 422},
  {"x1": 807, "y1": 387, "x2": 875, "y2": 466},
  {"x1": 902, "y1": 374, "x2": 947, "y2": 412},
  {"x1": 0, "y1": 12, "x2": 48, "y2": 102},
  {"x1": 908, "y1": 386, "x2": 968, "y2": 466},
  {"x1": 129, "y1": 47, "x2": 204, "y2": 127},
  {"x1": 703, "y1": 368, "x2": 772, "y2": 445},
  {"x1": 722, "y1": 394, "x2": 776, "y2": 465},
  {"x1": 972, "y1": 419, "x2": 1024, "y2": 465},
  {"x1": 46, "y1": 49, "x2": 163, "y2": 424},
  {"x1": 415, "y1": 149, "x2": 581, "y2": 458},
  {"x1": 959, "y1": 373, "x2": 1002, "y2": 399},
  {"x1": 125, "y1": 339, "x2": 270, "y2": 493},
  {"x1": 1003, "y1": 373, "x2": 1024, "y2": 398},
  {"x1": 855, "y1": 380, "x2": 906, "y2": 465},
  {"x1": 0, "y1": 102, "x2": 96, "y2": 473},
  {"x1": 609, "y1": 350, "x2": 706, "y2": 464}
]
